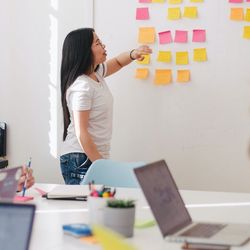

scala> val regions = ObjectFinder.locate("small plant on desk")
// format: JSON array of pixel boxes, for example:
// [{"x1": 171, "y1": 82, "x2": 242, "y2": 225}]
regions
[
  {"x1": 104, "y1": 199, "x2": 136, "y2": 237},
  {"x1": 107, "y1": 199, "x2": 135, "y2": 208}
]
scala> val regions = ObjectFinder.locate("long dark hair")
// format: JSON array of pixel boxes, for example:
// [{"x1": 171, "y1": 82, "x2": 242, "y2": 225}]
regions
[{"x1": 60, "y1": 28, "x2": 95, "y2": 141}]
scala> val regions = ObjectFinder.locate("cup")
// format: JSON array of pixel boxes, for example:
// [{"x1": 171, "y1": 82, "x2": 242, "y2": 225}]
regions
[{"x1": 88, "y1": 196, "x2": 112, "y2": 225}]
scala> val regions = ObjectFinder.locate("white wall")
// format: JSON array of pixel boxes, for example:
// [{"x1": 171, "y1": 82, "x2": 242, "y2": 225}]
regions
[
  {"x1": 0, "y1": 0, "x2": 93, "y2": 184},
  {"x1": 2, "y1": 0, "x2": 250, "y2": 192},
  {"x1": 94, "y1": 0, "x2": 250, "y2": 192}
]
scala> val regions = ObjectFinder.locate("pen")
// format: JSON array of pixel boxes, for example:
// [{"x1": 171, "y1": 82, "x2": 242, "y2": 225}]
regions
[{"x1": 22, "y1": 157, "x2": 32, "y2": 197}]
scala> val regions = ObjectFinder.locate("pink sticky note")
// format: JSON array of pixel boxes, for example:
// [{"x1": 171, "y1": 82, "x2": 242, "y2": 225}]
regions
[
  {"x1": 139, "y1": 0, "x2": 151, "y2": 2},
  {"x1": 174, "y1": 30, "x2": 188, "y2": 43},
  {"x1": 229, "y1": 0, "x2": 243, "y2": 2},
  {"x1": 158, "y1": 31, "x2": 172, "y2": 44},
  {"x1": 192, "y1": 29, "x2": 206, "y2": 42},
  {"x1": 35, "y1": 187, "x2": 47, "y2": 196},
  {"x1": 14, "y1": 195, "x2": 34, "y2": 202},
  {"x1": 136, "y1": 7, "x2": 149, "y2": 20}
]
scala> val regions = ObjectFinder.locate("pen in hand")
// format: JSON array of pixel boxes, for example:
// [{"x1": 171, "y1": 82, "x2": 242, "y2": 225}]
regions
[{"x1": 22, "y1": 157, "x2": 32, "y2": 197}]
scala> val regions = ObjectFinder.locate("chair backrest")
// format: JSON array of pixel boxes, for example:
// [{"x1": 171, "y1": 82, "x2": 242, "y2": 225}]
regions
[{"x1": 81, "y1": 159, "x2": 145, "y2": 188}]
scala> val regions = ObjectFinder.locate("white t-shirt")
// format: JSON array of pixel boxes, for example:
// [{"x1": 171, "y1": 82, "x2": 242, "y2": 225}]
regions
[{"x1": 61, "y1": 63, "x2": 113, "y2": 159}]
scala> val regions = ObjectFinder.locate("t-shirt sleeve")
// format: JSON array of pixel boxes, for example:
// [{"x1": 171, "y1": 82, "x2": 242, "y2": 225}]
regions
[
  {"x1": 67, "y1": 80, "x2": 93, "y2": 111},
  {"x1": 96, "y1": 62, "x2": 107, "y2": 77}
]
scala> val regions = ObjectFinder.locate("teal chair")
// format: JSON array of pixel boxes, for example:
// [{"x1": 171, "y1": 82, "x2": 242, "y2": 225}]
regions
[{"x1": 81, "y1": 159, "x2": 145, "y2": 188}]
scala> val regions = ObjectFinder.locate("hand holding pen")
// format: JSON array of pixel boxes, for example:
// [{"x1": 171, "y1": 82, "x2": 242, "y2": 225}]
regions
[{"x1": 16, "y1": 158, "x2": 35, "y2": 194}]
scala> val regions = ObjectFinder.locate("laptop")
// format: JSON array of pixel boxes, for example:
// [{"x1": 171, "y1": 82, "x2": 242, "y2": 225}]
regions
[
  {"x1": 0, "y1": 166, "x2": 22, "y2": 201},
  {"x1": 134, "y1": 160, "x2": 250, "y2": 246},
  {"x1": 0, "y1": 202, "x2": 36, "y2": 250}
]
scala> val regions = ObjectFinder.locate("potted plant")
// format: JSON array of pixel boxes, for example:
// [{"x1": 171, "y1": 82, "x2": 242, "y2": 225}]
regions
[{"x1": 103, "y1": 199, "x2": 136, "y2": 238}]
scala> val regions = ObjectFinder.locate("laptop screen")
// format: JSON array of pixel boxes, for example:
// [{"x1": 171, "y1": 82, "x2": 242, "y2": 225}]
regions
[
  {"x1": 0, "y1": 167, "x2": 22, "y2": 201},
  {"x1": 0, "y1": 202, "x2": 35, "y2": 250},
  {"x1": 134, "y1": 160, "x2": 192, "y2": 237}
]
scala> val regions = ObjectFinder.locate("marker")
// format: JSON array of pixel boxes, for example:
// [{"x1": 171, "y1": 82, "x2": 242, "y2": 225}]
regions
[{"x1": 22, "y1": 157, "x2": 32, "y2": 197}]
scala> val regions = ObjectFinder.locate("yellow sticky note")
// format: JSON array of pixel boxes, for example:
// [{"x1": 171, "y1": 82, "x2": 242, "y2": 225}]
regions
[
  {"x1": 157, "y1": 51, "x2": 172, "y2": 63},
  {"x1": 176, "y1": 51, "x2": 189, "y2": 65},
  {"x1": 193, "y1": 48, "x2": 207, "y2": 62},
  {"x1": 168, "y1": 0, "x2": 182, "y2": 4},
  {"x1": 183, "y1": 6, "x2": 198, "y2": 19},
  {"x1": 135, "y1": 68, "x2": 149, "y2": 79},
  {"x1": 230, "y1": 8, "x2": 244, "y2": 21},
  {"x1": 190, "y1": 0, "x2": 203, "y2": 2},
  {"x1": 138, "y1": 27, "x2": 155, "y2": 44},
  {"x1": 243, "y1": 26, "x2": 250, "y2": 39},
  {"x1": 245, "y1": 8, "x2": 250, "y2": 22},
  {"x1": 177, "y1": 70, "x2": 190, "y2": 83},
  {"x1": 93, "y1": 225, "x2": 136, "y2": 250},
  {"x1": 136, "y1": 54, "x2": 150, "y2": 65},
  {"x1": 152, "y1": 0, "x2": 165, "y2": 2},
  {"x1": 154, "y1": 69, "x2": 172, "y2": 85},
  {"x1": 168, "y1": 8, "x2": 181, "y2": 20}
]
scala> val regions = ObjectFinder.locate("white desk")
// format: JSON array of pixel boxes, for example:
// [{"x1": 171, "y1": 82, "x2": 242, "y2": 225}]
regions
[{"x1": 25, "y1": 184, "x2": 250, "y2": 250}]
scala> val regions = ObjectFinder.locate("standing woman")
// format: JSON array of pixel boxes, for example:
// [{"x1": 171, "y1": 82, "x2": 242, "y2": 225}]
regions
[{"x1": 60, "y1": 28, "x2": 152, "y2": 184}]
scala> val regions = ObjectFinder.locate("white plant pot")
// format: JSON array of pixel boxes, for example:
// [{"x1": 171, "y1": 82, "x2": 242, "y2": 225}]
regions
[{"x1": 103, "y1": 206, "x2": 135, "y2": 238}]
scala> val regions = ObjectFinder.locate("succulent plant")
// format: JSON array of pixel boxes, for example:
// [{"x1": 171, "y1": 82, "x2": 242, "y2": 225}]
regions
[{"x1": 107, "y1": 199, "x2": 135, "y2": 208}]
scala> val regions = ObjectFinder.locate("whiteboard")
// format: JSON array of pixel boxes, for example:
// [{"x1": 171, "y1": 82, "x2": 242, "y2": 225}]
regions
[{"x1": 93, "y1": 0, "x2": 250, "y2": 192}]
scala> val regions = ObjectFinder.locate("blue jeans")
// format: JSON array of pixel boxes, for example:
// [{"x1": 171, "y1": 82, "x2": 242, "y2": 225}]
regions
[{"x1": 60, "y1": 153, "x2": 92, "y2": 184}]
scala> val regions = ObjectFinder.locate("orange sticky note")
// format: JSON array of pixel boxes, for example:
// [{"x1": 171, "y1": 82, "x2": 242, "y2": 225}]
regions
[
  {"x1": 168, "y1": 8, "x2": 181, "y2": 20},
  {"x1": 157, "y1": 51, "x2": 172, "y2": 63},
  {"x1": 138, "y1": 27, "x2": 155, "y2": 44},
  {"x1": 176, "y1": 51, "x2": 189, "y2": 65},
  {"x1": 183, "y1": 6, "x2": 198, "y2": 19},
  {"x1": 154, "y1": 69, "x2": 172, "y2": 85},
  {"x1": 193, "y1": 48, "x2": 207, "y2": 62},
  {"x1": 177, "y1": 70, "x2": 190, "y2": 83},
  {"x1": 230, "y1": 8, "x2": 244, "y2": 21},
  {"x1": 243, "y1": 26, "x2": 250, "y2": 39},
  {"x1": 135, "y1": 68, "x2": 149, "y2": 79}
]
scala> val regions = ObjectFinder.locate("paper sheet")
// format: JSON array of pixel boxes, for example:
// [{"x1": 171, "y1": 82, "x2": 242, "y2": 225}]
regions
[
  {"x1": 157, "y1": 51, "x2": 172, "y2": 63},
  {"x1": 168, "y1": 8, "x2": 181, "y2": 20},
  {"x1": 230, "y1": 8, "x2": 244, "y2": 21},
  {"x1": 193, "y1": 48, "x2": 207, "y2": 62},
  {"x1": 138, "y1": 27, "x2": 155, "y2": 44},
  {"x1": 176, "y1": 51, "x2": 189, "y2": 65},
  {"x1": 135, "y1": 68, "x2": 149, "y2": 79},
  {"x1": 158, "y1": 30, "x2": 172, "y2": 44},
  {"x1": 154, "y1": 69, "x2": 172, "y2": 85},
  {"x1": 183, "y1": 6, "x2": 198, "y2": 19},
  {"x1": 177, "y1": 70, "x2": 190, "y2": 83},
  {"x1": 174, "y1": 30, "x2": 188, "y2": 43}
]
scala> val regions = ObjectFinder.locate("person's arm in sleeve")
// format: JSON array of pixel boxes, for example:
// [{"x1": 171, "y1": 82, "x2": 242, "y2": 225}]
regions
[
  {"x1": 105, "y1": 45, "x2": 152, "y2": 77},
  {"x1": 73, "y1": 110, "x2": 103, "y2": 162},
  {"x1": 17, "y1": 166, "x2": 35, "y2": 192}
]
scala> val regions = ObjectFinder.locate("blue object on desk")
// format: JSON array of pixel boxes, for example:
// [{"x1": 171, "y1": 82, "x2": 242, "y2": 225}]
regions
[{"x1": 63, "y1": 224, "x2": 92, "y2": 237}]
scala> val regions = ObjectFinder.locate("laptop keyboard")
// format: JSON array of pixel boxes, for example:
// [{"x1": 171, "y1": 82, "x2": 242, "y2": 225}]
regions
[{"x1": 180, "y1": 223, "x2": 227, "y2": 238}]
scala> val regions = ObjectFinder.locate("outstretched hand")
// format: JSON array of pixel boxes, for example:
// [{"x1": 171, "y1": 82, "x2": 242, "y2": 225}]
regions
[{"x1": 131, "y1": 45, "x2": 152, "y2": 61}]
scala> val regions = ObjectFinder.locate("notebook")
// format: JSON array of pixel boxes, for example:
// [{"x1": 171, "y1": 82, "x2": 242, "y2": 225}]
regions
[
  {"x1": 0, "y1": 202, "x2": 36, "y2": 250},
  {"x1": 0, "y1": 166, "x2": 22, "y2": 201},
  {"x1": 45, "y1": 185, "x2": 87, "y2": 200},
  {"x1": 134, "y1": 160, "x2": 250, "y2": 246}
]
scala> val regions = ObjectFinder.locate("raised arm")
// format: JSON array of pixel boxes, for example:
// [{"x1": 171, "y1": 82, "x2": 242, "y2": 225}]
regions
[{"x1": 105, "y1": 45, "x2": 152, "y2": 77}]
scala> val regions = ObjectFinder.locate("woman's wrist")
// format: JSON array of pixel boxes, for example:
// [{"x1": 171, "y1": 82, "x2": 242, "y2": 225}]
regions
[{"x1": 129, "y1": 49, "x2": 136, "y2": 60}]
